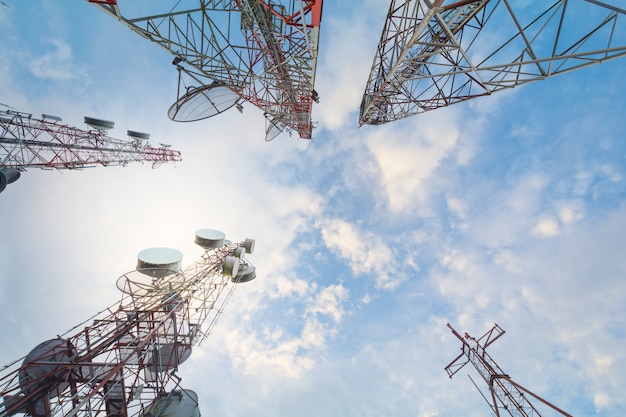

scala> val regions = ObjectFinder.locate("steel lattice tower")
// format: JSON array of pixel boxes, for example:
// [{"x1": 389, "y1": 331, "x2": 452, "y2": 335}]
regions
[
  {"x1": 88, "y1": 0, "x2": 323, "y2": 141},
  {"x1": 445, "y1": 323, "x2": 573, "y2": 417},
  {"x1": 360, "y1": 0, "x2": 626, "y2": 126},
  {"x1": 0, "y1": 108, "x2": 182, "y2": 194},
  {"x1": 0, "y1": 229, "x2": 256, "y2": 417}
]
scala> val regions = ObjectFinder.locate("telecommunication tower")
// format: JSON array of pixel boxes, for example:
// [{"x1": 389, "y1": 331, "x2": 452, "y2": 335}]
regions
[
  {"x1": 360, "y1": 0, "x2": 626, "y2": 126},
  {"x1": 0, "y1": 107, "x2": 182, "y2": 194},
  {"x1": 88, "y1": 0, "x2": 323, "y2": 141},
  {"x1": 445, "y1": 323, "x2": 573, "y2": 417},
  {"x1": 0, "y1": 229, "x2": 256, "y2": 417}
]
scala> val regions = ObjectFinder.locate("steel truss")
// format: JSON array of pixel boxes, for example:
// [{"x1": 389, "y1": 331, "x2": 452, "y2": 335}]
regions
[
  {"x1": 445, "y1": 323, "x2": 573, "y2": 417},
  {"x1": 0, "y1": 110, "x2": 181, "y2": 170},
  {"x1": 0, "y1": 237, "x2": 255, "y2": 417},
  {"x1": 360, "y1": 0, "x2": 626, "y2": 125},
  {"x1": 89, "y1": 0, "x2": 323, "y2": 140}
]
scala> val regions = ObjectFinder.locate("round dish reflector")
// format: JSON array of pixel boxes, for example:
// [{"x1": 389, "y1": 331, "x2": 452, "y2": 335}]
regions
[
  {"x1": 84, "y1": 116, "x2": 114, "y2": 130},
  {"x1": 127, "y1": 130, "x2": 150, "y2": 140},
  {"x1": 137, "y1": 247, "x2": 183, "y2": 277},
  {"x1": 222, "y1": 256, "x2": 239, "y2": 277},
  {"x1": 234, "y1": 247, "x2": 245, "y2": 259},
  {"x1": 195, "y1": 229, "x2": 226, "y2": 249},
  {"x1": 19, "y1": 339, "x2": 74, "y2": 398},
  {"x1": 232, "y1": 264, "x2": 256, "y2": 283},
  {"x1": 243, "y1": 238, "x2": 255, "y2": 254},
  {"x1": 145, "y1": 390, "x2": 200, "y2": 417},
  {"x1": 168, "y1": 84, "x2": 239, "y2": 122}
]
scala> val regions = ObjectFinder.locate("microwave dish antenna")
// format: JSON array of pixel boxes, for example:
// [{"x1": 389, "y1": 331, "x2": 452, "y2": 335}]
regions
[
  {"x1": 84, "y1": 116, "x2": 114, "y2": 131},
  {"x1": 127, "y1": 130, "x2": 150, "y2": 141},
  {"x1": 168, "y1": 84, "x2": 241, "y2": 123},
  {"x1": 265, "y1": 117, "x2": 286, "y2": 142}
]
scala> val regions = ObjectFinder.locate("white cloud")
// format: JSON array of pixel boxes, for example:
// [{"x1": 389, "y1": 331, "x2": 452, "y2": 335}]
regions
[
  {"x1": 317, "y1": 217, "x2": 403, "y2": 290},
  {"x1": 531, "y1": 216, "x2": 560, "y2": 237},
  {"x1": 306, "y1": 283, "x2": 348, "y2": 323},
  {"x1": 28, "y1": 39, "x2": 88, "y2": 81},
  {"x1": 365, "y1": 116, "x2": 459, "y2": 212},
  {"x1": 557, "y1": 203, "x2": 584, "y2": 225},
  {"x1": 314, "y1": 1, "x2": 390, "y2": 131}
]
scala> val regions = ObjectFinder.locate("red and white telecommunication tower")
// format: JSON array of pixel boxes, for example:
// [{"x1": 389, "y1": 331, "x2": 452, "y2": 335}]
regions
[
  {"x1": 360, "y1": 0, "x2": 626, "y2": 126},
  {"x1": 0, "y1": 108, "x2": 182, "y2": 194},
  {"x1": 445, "y1": 323, "x2": 573, "y2": 417},
  {"x1": 0, "y1": 229, "x2": 256, "y2": 417},
  {"x1": 88, "y1": 0, "x2": 323, "y2": 141}
]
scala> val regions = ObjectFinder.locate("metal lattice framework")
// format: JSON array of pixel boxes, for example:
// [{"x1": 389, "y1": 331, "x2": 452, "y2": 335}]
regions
[
  {"x1": 89, "y1": 0, "x2": 323, "y2": 140},
  {"x1": 445, "y1": 323, "x2": 573, "y2": 417},
  {"x1": 360, "y1": 0, "x2": 626, "y2": 126},
  {"x1": 0, "y1": 231, "x2": 256, "y2": 417},
  {"x1": 0, "y1": 109, "x2": 181, "y2": 193}
]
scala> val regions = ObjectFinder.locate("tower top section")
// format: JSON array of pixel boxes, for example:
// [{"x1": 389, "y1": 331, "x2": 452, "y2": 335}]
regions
[
  {"x1": 89, "y1": 0, "x2": 324, "y2": 141},
  {"x1": 360, "y1": 0, "x2": 626, "y2": 126}
]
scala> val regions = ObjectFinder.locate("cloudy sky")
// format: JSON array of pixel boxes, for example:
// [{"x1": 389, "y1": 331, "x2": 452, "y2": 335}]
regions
[{"x1": 1, "y1": 1, "x2": 625, "y2": 416}]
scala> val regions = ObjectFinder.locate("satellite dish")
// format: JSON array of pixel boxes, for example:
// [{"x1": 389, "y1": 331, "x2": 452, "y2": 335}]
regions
[
  {"x1": 222, "y1": 256, "x2": 239, "y2": 277},
  {"x1": 42, "y1": 113, "x2": 62, "y2": 122},
  {"x1": 127, "y1": 130, "x2": 150, "y2": 141},
  {"x1": 234, "y1": 246, "x2": 245, "y2": 259},
  {"x1": 149, "y1": 343, "x2": 192, "y2": 372},
  {"x1": 145, "y1": 390, "x2": 200, "y2": 417},
  {"x1": 232, "y1": 264, "x2": 256, "y2": 283},
  {"x1": 265, "y1": 117, "x2": 285, "y2": 142},
  {"x1": 137, "y1": 247, "x2": 183, "y2": 278},
  {"x1": 243, "y1": 238, "x2": 255, "y2": 254},
  {"x1": 159, "y1": 143, "x2": 172, "y2": 148},
  {"x1": 116, "y1": 269, "x2": 171, "y2": 296},
  {"x1": 19, "y1": 339, "x2": 74, "y2": 398},
  {"x1": 0, "y1": 168, "x2": 20, "y2": 194},
  {"x1": 167, "y1": 83, "x2": 240, "y2": 122},
  {"x1": 194, "y1": 229, "x2": 225, "y2": 250},
  {"x1": 84, "y1": 116, "x2": 114, "y2": 131}
]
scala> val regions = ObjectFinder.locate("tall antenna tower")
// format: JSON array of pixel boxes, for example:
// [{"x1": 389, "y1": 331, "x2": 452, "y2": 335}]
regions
[
  {"x1": 88, "y1": 0, "x2": 323, "y2": 141},
  {"x1": 445, "y1": 323, "x2": 573, "y2": 417},
  {"x1": 360, "y1": 0, "x2": 626, "y2": 126},
  {"x1": 0, "y1": 228, "x2": 256, "y2": 417},
  {"x1": 0, "y1": 107, "x2": 182, "y2": 194}
]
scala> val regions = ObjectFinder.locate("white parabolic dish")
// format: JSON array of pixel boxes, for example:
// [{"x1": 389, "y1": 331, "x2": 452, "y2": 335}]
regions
[
  {"x1": 194, "y1": 229, "x2": 226, "y2": 249},
  {"x1": 145, "y1": 389, "x2": 200, "y2": 417},
  {"x1": 137, "y1": 247, "x2": 183, "y2": 277}
]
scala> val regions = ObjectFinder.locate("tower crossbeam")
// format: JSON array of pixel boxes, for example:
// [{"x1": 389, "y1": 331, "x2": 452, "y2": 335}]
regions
[{"x1": 360, "y1": 0, "x2": 626, "y2": 126}]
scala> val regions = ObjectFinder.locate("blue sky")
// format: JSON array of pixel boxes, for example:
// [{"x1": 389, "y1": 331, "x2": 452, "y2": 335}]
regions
[{"x1": 1, "y1": 1, "x2": 626, "y2": 416}]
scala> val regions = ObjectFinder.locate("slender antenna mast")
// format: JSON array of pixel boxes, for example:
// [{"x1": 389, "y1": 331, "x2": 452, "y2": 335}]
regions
[
  {"x1": 445, "y1": 323, "x2": 574, "y2": 417},
  {"x1": 0, "y1": 107, "x2": 182, "y2": 194},
  {"x1": 0, "y1": 229, "x2": 256, "y2": 417}
]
